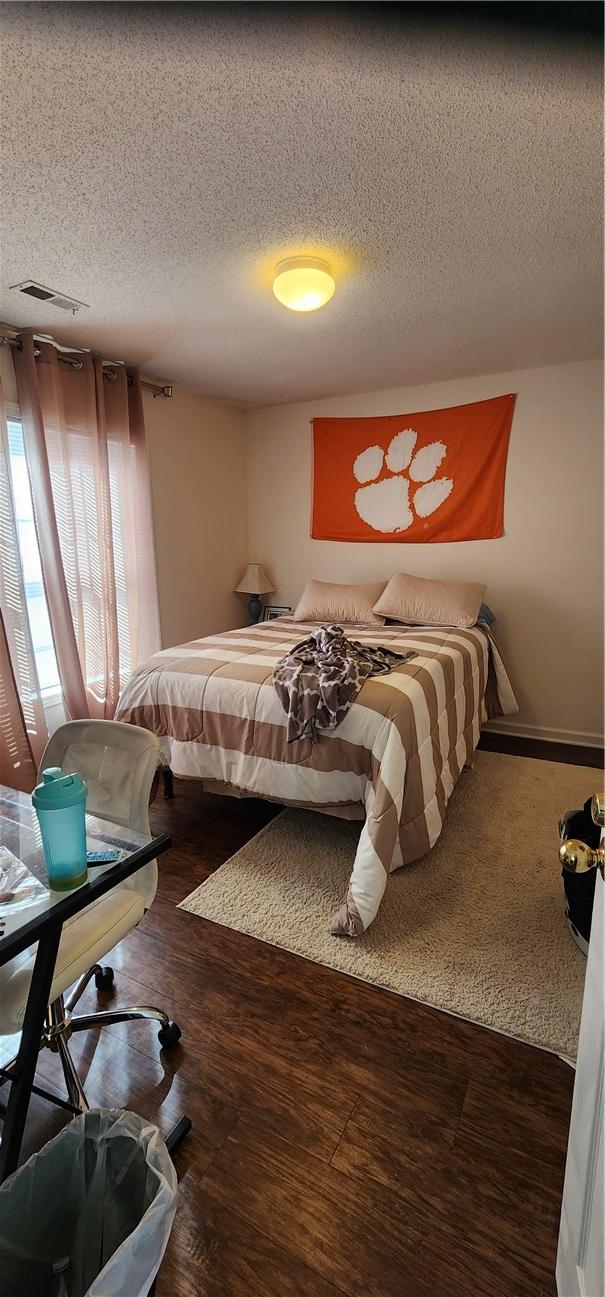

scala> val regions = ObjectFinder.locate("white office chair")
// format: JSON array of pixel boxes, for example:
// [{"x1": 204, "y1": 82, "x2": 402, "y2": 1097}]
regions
[{"x1": 0, "y1": 720, "x2": 181, "y2": 1114}]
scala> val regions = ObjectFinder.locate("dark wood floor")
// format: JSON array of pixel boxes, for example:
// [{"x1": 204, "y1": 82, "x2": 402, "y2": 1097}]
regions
[{"x1": 22, "y1": 737, "x2": 602, "y2": 1297}]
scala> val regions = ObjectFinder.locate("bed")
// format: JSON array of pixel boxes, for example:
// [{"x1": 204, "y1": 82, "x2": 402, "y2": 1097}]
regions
[{"x1": 116, "y1": 617, "x2": 518, "y2": 935}]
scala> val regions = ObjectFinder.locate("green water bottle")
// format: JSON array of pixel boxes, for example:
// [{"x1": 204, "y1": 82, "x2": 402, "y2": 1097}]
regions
[{"x1": 32, "y1": 768, "x2": 88, "y2": 891}]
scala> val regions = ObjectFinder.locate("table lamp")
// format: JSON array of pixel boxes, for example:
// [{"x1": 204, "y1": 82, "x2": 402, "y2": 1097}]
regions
[{"x1": 234, "y1": 563, "x2": 275, "y2": 623}]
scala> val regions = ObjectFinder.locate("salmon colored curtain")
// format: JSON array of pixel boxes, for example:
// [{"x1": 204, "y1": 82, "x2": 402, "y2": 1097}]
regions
[
  {"x1": 13, "y1": 334, "x2": 160, "y2": 721},
  {"x1": 0, "y1": 611, "x2": 39, "y2": 792},
  {"x1": 0, "y1": 375, "x2": 48, "y2": 790}
]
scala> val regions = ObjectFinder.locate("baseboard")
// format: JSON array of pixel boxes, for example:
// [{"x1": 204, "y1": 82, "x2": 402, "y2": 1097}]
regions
[{"x1": 483, "y1": 719, "x2": 604, "y2": 750}]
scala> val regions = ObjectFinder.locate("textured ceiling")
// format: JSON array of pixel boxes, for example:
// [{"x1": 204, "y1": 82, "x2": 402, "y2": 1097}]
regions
[{"x1": 0, "y1": 3, "x2": 602, "y2": 406}]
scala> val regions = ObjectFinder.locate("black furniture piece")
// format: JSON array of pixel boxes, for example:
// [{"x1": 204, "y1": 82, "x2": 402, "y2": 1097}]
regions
[
  {"x1": 560, "y1": 793, "x2": 604, "y2": 954},
  {"x1": 0, "y1": 784, "x2": 189, "y2": 1181}
]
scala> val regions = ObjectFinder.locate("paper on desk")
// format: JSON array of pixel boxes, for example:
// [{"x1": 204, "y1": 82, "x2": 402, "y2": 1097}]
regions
[{"x1": 0, "y1": 846, "x2": 48, "y2": 912}]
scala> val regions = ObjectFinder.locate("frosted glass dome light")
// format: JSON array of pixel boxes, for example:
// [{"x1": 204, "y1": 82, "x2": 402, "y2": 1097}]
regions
[{"x1": 272, "y1": 257, "x2": 336, "y2": 312}]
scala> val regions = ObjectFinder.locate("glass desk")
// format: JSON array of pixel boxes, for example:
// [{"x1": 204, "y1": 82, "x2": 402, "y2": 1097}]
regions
[{"x1": 0, "y1": 784, "x2": 172, "y2": 1180}]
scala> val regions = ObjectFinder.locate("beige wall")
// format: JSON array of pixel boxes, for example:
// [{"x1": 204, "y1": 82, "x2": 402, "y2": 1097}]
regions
[
  {"x1": 244, "y1": 359, "x2": 604, "y2": 745},
  {"x1": 143, "y1": 385, "x2": 248, "y2": 646}
]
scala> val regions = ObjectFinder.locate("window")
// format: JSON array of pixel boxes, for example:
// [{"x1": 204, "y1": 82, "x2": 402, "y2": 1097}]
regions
[{"x1": 7, "y1": 417, "x2": 62, "y2": 698}]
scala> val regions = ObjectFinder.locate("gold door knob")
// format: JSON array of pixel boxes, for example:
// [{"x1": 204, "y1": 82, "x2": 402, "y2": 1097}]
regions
[{"x1": 560, "y1": 839, "x2": 605, "y2": 874}]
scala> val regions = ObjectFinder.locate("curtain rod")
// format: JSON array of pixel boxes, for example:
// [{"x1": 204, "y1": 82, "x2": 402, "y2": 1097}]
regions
[{"x1": 0, "y1": 333, "x2": 172, "y2": 399}]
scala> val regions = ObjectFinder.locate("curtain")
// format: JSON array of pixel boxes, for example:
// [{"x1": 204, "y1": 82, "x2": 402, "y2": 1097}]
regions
[
  {"x1": 0, "y1": 376, "x2": 48, "y2": 791},
  {"x1": 0, "y1": 610, "x2": 39, "y2": 792},
  {"x1": 13, "y1": 333, "x2": 161, "y2": 721}
]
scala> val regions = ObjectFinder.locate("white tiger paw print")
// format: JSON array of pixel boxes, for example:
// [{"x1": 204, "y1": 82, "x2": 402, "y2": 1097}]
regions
[{"x1": 353, "y1": 429, "x2": 453, "y2": 533}]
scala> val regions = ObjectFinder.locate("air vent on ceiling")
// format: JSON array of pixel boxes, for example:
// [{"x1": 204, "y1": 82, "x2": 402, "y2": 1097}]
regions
[{"x1": 10, "y1": 281, "x2": 89, "y2": 313}]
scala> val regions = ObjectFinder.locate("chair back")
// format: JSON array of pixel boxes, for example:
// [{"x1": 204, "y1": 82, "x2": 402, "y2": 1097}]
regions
[{"x1": 38, "y1": 720, "x2": 161, "y2": 908}]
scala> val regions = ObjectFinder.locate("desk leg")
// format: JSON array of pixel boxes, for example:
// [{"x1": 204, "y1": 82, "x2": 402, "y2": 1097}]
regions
[
  {"x1": 0, "y1": 926, "x2": 62, "y2": 1182},
  {"x1": 146, "y1": 1117, "x2": 192, "y2": 1297}
]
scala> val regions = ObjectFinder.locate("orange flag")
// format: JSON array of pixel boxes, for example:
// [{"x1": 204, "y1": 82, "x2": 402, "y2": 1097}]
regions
[{"x1": 312, "y1": 393, "x2": 516, "y2": 543}]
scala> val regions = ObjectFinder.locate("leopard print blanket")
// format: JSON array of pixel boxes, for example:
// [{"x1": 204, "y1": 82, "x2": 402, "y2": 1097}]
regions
[{"x1": 273, "y1": 623, "x2": 414, "y2": 743}]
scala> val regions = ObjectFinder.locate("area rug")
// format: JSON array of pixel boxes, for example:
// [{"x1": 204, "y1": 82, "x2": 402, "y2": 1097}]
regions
[{"x1": 180, "y1": 751, "x2": 598, "y2": 1057}]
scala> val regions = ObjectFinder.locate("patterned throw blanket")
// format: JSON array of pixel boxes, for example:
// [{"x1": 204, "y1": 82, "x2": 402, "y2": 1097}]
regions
[{"x1": 273, "y1": 623, "x2": 414, "y2": 743}]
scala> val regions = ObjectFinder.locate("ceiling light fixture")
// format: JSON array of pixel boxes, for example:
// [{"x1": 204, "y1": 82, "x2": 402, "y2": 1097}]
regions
[{"x1": 272, "y1": 257, "x2": 335, "y2": 312}]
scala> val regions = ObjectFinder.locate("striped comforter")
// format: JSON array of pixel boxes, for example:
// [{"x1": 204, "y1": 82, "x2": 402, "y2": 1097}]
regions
[{"x1": 116, "y1": 618, "x2": 517, "y2": 936}]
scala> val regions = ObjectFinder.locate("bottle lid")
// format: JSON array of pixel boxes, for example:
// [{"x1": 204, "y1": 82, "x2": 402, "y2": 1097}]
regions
[{"x1": 32, "y1": 768, "x2": 88, "y2": 810}]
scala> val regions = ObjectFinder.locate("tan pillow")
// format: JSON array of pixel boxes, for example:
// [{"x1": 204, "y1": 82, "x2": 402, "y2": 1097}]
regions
[
  {"x1": 293, "y1": 580, "x2": 387, "y2": 626},
  {"x1": 373, "y1": 572, "x2": 486, "y2": 629}
]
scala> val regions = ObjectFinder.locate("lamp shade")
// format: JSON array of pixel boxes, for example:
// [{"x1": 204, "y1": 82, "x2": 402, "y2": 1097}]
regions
[{"x1": 234, "y1": 563, "x2": 275, "y2": 595}]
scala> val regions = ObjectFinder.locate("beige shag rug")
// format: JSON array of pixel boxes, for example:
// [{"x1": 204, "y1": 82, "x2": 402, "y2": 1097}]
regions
[{"x1": 180, "y1": 752, "x2": 597, "y2": 1057}]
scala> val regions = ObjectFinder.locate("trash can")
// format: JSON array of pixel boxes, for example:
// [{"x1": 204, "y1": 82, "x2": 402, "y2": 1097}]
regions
[
  {"x1": 0, "y1": 1109, "x2": 178, "y2": 1297},
  {"x1": 560, "y1": 796, "x2": 601, "y2": 955}
]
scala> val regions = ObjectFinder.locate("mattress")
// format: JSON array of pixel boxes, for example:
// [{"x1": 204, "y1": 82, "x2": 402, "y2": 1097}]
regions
[{"x1": 116, "y1": 618, "x2": 518, "y2": 935}]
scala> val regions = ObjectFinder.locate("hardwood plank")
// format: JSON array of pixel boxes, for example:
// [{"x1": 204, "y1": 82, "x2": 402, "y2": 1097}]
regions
[
  {"x1": 331, "y1": 1110, "x2": 560, "y2": 1295},
  {"x1": 148, "y1": 848, "x2": 214, "y2": 904},
  {"x1": 104, "y1": 908, "x2": 571, "y2": 1106},
  {"x1": 201, "y1": 1121, "x2": 544, "y2": 1297},
  {"x1": 454, "y1": 1074, "x2": 571, "y2": 1181},
  {"x1": 339, "y1": 1082, "x2": 467, "y2": 1159},
  {"x1": 109, "y1": 916, "x2": 284, "y2": 1000},
  {"x1": 34, "y1": 1025, "x2": 239, "y2": 1173},
  {"x1": 84, "y1": 908, "x2": 575, "y2": 1177},
  {"x1": 62, "y1": 968, "x2": 357, "y2": 1162},
  {"x1": 157, "y1": 1191, "x2": 348, "y2": 1297},
  {"x1": 134, "y1": 899, "x2": 284, "y2": 987},
  {"x1": 85, "y1": 939, "x2": 479, "y2": 1155}
]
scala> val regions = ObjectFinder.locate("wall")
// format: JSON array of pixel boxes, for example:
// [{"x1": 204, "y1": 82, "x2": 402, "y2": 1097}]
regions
[
  {"x1": 143, "y1": 385, "x2": 248, "y2": 646},
  {"x1": 244, "y1": 359, "x2": 604, "y2": 745},
  {"x1": 4, "y1": 337, "x2": 603, "y2": 744}
]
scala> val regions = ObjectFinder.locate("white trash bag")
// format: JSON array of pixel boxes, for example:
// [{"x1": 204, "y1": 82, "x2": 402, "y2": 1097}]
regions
[{"x1": 0, "y1": 1109, "x2": 178, "y2": 1297}]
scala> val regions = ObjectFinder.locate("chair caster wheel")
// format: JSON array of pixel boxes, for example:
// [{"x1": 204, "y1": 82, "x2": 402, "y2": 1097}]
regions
[
  {"x1": 158, "y1": 1020, "x2": 182, "y2": 1049},
  {"x1": 95, "y1": 966, "x2": 114, "y2": 992}
]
